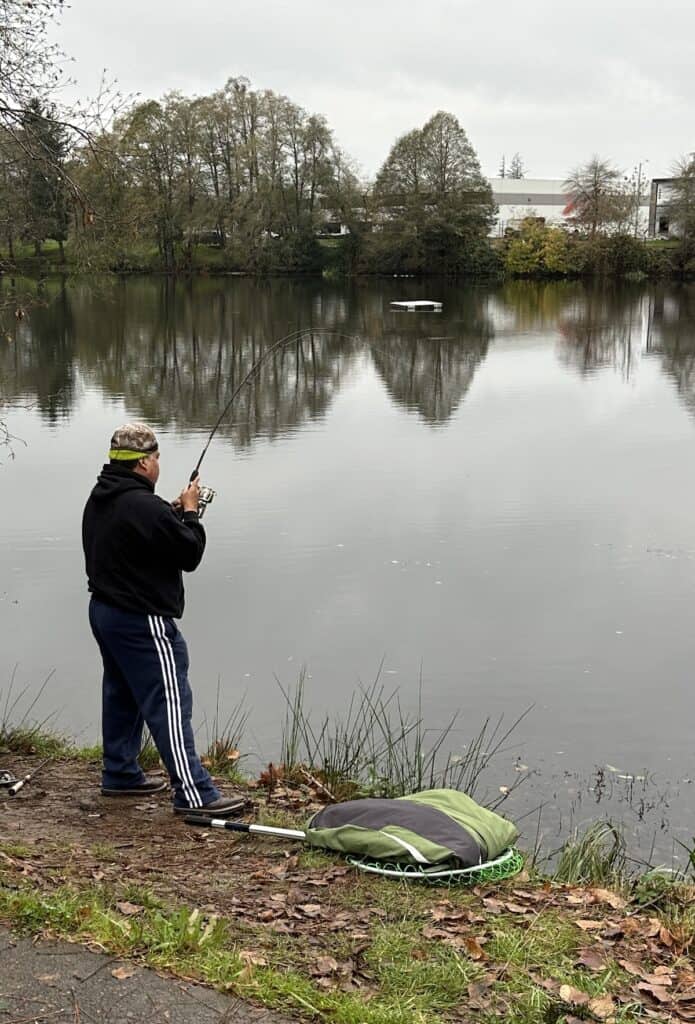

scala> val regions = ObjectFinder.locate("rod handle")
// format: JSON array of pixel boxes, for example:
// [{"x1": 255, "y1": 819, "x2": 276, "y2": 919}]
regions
[
  {"x1": 8, "y1": 778, "x2": 26, "y2": 796},
  {"x1": 184, "y1": 816, "x2": 248, "y2": 831}
]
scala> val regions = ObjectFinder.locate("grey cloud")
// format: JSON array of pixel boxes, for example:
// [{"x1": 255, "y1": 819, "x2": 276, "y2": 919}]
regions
[{"x1": 54, "y1": 0, "x2": 695, "y2": 178}]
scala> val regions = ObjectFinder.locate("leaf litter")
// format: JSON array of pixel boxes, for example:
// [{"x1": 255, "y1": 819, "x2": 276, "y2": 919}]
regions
[{"x1": 1, "y1": 754, "x2": 694, "y2": 1019}]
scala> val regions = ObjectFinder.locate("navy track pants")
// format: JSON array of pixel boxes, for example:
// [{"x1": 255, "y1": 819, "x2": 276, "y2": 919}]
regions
[{"x1": 89, "y1": 597, "x2": 219, "y2": 809}]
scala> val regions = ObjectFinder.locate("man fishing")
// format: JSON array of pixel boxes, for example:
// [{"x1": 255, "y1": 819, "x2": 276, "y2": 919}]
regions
[{"x1": 82, "y1": 423, "x2": 243, "y2": 818}]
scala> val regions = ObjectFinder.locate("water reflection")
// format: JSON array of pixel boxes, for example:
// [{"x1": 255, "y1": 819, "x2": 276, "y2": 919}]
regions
[
  {"x1": 555, "y1": 284, "x2": 646, "y2": 379},
  {"x1": 0, "y1": 277, "x2": 497, "y2": 437},
  {"x1": 3, "y1": 277, "x2": 695, "y2": 437},
  {"x1": 371, "y1": 291, "x2": 493, "y2": 423},
  {"x1": 646, "y1": 287, "x2": 695, "y2": 417}
]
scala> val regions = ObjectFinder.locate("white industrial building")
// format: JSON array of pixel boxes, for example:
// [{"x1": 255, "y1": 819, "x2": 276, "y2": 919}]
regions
[
  {"x1": 319, "y1": 176, "x2": 654, "y2": 238},
  {"x1": 489, "y1": 177, "x2": 651, "y2": 237},
  {"x1": 489, "y1": 177, "x2": 572, "y2": 235}
]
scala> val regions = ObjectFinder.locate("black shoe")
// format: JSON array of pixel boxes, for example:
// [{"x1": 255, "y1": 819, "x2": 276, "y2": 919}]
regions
[
  {"x1": 101, "y1": 777, "x2": 168, "y2": 797},
  {"x1": 174, "y1": 795, "x2": 246, "y2": 818}
]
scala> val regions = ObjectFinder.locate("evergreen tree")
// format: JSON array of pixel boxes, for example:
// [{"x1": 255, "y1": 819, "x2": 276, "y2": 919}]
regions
[
  {"x1": 509, "y1": 153, "x2": 525, "y2": 179},
  {"x1": 22, "y1": 98, "x2": 69, "y2": 257}
]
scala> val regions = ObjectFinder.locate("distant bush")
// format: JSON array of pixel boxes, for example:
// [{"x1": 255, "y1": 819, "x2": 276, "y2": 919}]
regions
[{"x1": 501, "y1": 220, "x2": 682, "y2": 279}]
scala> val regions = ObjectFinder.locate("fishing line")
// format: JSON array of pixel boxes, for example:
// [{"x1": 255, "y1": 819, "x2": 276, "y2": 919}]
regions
[
  {"x1": 188, "y1": 323, "x2": 465, "y2": 487},
  {"x1": 189, "y1": 327, "x2": 358, "y2": 481}
]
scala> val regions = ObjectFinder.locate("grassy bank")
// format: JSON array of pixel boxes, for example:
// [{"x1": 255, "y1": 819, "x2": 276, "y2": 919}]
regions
[
  {"x1": 2, "y1": 676, "x2": 694, "y2": 1021},
  {"x1": 2, "y1": 732, "x2": 695, "y2": 1022}
]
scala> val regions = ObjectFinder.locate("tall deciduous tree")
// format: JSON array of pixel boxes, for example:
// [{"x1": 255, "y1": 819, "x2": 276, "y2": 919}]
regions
[
  {"x1": 373, "y1": 111, "x2": 494, "y2": 273},
  {"x1": 564, "y1": 157, "x2": 632, "y2": 238}
]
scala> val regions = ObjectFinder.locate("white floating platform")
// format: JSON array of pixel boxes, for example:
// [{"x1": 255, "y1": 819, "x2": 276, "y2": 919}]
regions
[{"x1": 390, "y1": 300, "x2": 442, "y2": 312}]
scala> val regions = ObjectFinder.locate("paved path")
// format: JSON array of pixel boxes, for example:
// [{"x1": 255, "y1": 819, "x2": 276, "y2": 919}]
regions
[{"x1": 0, "y1": 926, "x2": 294, "y2": 1024}]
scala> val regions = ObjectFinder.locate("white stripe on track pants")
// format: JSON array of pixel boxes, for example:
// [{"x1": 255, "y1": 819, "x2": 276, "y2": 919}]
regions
[{"x1": 89, "y1": 597, "x2": 220, "y2": 809}]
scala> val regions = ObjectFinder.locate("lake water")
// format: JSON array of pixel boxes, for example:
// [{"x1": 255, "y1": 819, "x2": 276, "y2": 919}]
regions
[{"x1": 1, "y1": 275, "x2": 694, "y2": 864}]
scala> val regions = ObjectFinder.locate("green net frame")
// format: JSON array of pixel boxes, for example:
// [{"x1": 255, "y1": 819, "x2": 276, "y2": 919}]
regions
[{"x1": 346, "y1": 847, "x2": 525, "y2": 885}]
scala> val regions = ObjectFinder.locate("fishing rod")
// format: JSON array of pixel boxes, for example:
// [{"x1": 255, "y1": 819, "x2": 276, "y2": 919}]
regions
[
  {"x1": 189, "y1": 327, "x2": 326, "y2": 483},
  {"x1": 186, "y1": 328, "x2": 356, "y2": 516},
  {"x1": 8, "y1": 756, "x2": 51, "y2": 796}
]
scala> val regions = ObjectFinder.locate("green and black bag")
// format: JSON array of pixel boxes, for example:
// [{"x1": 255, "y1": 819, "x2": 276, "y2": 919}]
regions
[{"x1": 305, "y1": 788, "x2": 518, "y2": 868}]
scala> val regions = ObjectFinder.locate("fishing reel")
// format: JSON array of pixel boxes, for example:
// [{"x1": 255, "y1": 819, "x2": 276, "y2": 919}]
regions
[{"x1": 197, "y1": 485, "x2": 216, "y2": 518}]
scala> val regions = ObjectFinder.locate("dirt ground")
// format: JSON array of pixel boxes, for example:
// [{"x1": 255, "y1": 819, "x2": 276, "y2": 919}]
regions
[{"x1": 0, "y1": 755, "x2": 362, "y2": 936}]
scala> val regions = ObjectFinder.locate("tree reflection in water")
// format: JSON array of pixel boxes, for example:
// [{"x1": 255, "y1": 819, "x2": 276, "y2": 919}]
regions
[
  {"x1": 0, "y1": 277, "x2": 496, "y2": 438},
  {"x1": 370, "y1": 290, "x2": 493, "y2": 423},
  {"x1": 2, "y1": 277, "x2": 695, "y2": 436},
  {"x1": 646, "y1": 286, "x2": 695, "y2": 418},
  {"x1": 554, "y1": 283, "x2": 647, "y2": 380}
]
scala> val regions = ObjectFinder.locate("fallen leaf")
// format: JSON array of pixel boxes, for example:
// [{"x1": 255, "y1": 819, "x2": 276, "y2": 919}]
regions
[
  {"x1": 467, "y1": 981, "x2": 493, "y2": 1010},
  {"x1": 297, "y1": 903, "x2": 322, "y2": 918},
  {"x1": 560, "y1": 984, "x2": 591, "y2": 1006},
  {"x1": 239, "y1": 950, "x2": 268, "y2": 967},
  {"x1": 258, "y1": 909, "x2": 278, "y2": 921},
  {"x1": 619, "y1": 959, "x2": 643, "y2": 976},
  {"x1": 313, "y1": 956, "x2": 339, "y2": 976},
  {"x1": 115, "y1": 901, "x2": 143, "y2": 916},
  {"x1": 111, "y1": 965, "x2": 136, "y2": 981},
  {"x1": 637, "y1": 982, "x2": 672, "y2": 1004},
  {"x1": 504, "y1": 901, "x2": 529, "y2": 915},
  {"x1": 590, "y1": 888, "x2": 627, "y2": 911},
  {"x1": 588, "y1": 994, "x2": 615, "y2": 1020},
  {"x1": 482, "y1": 897, "x2": 504, "y2": 914},
  {"x1": 462, "y1": 936, "x2": 488, "y2": 961},
  {"x1": 577, "y1": 919, "x2": 604, "y2": 931},
  {"x1": 640, "y1": 970, "x2": 673, "y2": 987},
  {"x1": 576, "y1": 949, "x2": 607, "y2": 972},
  {"x1": 422, "y1": 924, "x2": 455, "y2": 941}
]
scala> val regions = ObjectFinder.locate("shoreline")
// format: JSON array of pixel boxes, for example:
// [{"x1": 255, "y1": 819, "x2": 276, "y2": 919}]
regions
[{"x1": 2, "y1": 749, "x2": 694, "y2": 1023}]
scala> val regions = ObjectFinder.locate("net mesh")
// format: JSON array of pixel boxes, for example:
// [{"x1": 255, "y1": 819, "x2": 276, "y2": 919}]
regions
[{"x1": 346, "y1": 847, "x2": 525, "y2": 885}]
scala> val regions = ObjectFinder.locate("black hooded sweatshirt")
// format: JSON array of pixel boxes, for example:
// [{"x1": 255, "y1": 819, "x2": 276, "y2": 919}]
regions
[{"x1": 82, "y1": 464, "x2": 206, "y2": 618}]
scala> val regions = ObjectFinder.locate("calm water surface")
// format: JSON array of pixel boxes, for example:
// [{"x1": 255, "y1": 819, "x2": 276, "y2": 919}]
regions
[{"x1": 1, "y1": 276, "x2": 694, "y2": 861}]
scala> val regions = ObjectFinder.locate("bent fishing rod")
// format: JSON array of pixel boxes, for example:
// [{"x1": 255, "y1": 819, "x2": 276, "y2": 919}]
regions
[{"x1": 186, "y1": 328, "x2": 355, "y2": 511}]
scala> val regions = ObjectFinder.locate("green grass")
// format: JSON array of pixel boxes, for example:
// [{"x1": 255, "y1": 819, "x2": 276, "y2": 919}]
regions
[
  {"x1": 0, "y1": 876, "x2": 659, "y2": 1024},
  {"x1": 0, "y1": 883, "x2": 472, "y2": 1023},
  {"x1": 365, "y1": 922, "x2": 475, "y2": 1010},
  {"x1": 552, "y1": 821, "x2": 629, "y2": 888}
]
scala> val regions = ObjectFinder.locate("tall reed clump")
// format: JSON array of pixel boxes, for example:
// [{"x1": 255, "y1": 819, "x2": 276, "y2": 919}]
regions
[
  {"x1": 552, "y1": 821, "x2": 629, "y2": 887},
  {"x1": 0, "y1": 667, "x2": 67, "y2": 755},
  {"x1": 278, "y1": 667, "x2": 530, "y2": 802},
  {"x1": 201, "y1": 680, "x2": 249, "y2": 780}
]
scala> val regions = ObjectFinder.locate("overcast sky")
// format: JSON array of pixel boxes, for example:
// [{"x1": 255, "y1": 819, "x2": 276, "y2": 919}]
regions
[{"x1": 52, "y1": 0, "x2": 693, "y2": 182}]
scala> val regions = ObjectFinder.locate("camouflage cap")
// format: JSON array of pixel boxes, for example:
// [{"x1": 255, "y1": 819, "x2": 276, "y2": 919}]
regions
[{"x1": 108, "y1": 422, "x2": 159, "y2": 461}]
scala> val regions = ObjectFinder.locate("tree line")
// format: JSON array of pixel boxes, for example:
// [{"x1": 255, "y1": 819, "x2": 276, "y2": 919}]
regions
[
  {"x1": 0, "y1": 66, "x2": 694, "y2": 277},
  {"x1": 0, "y1": 82, "x2": 498, "y2": 276}
]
